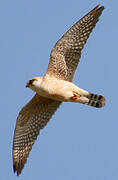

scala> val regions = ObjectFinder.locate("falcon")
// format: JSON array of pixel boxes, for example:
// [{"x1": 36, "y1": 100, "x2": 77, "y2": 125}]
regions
[{"x1": 13, "y1": 5, "x2": 106, "y2": 176}]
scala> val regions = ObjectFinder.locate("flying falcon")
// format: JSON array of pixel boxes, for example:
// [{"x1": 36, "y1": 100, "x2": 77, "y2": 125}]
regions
[{"x1": 13, "y1": 5, "x2": 106, "y2": 176}]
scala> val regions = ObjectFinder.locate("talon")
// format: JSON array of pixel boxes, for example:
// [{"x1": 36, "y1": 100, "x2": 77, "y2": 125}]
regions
[{"x1": 71, "y1": 92, "x2": 81, "y2": 100}]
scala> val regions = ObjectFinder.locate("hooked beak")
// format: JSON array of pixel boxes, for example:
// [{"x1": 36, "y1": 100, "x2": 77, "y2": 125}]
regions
[
  {"x1": 26, "y1": 81, "x2": 29, "y2": 88},
  {"x1": 26, "y1": 83, "x2": 29, "y2": 88}
]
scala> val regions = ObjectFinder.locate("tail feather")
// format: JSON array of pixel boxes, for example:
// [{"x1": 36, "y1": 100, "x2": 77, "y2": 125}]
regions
[{"x1": 86, "y1": 93, "x2": 106, "y2": 108}]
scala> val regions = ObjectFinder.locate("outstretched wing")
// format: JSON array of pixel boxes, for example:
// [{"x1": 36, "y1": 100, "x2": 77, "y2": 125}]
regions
[
  {"x1": 46, "y1": 5, "x2": 104, "y2": 81},
  {"x1": 13, "y1": 94, "x2": 61, "y2": 176}
]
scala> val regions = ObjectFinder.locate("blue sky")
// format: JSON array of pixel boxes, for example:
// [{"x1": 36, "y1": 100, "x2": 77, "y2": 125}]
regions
[{"x1": 0, "y1": 0, "x2": 117, "y2": 179}]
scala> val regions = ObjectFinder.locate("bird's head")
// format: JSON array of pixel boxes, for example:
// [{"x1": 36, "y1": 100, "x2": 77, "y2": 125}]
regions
[{"x1": 26, "y1": 77, "x2": 43, "y2": 92}]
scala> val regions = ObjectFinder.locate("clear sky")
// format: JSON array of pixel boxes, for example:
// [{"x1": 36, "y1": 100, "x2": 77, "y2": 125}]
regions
[{"x1": 0, "y1": 0, "x2": 117, "y2": 179}]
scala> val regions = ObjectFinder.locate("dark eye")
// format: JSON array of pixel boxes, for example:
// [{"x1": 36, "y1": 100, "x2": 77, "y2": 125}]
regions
[{"x1": 29, "y1": 79, "x2": 35, "y2": 85}]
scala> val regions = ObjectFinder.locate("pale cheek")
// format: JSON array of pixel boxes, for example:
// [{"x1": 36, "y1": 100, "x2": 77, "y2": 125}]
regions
[{"x1": 33, "y1": 82, "x2": 41, "y2": 90}]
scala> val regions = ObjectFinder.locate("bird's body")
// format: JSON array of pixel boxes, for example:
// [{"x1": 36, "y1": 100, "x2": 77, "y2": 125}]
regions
[
  {"x1": 13, "y1": 5, "x2": 106, "y2": 176},
  {"x1": 29, "y1": 76, "x2": 105, "y2": 107},
  {"x1": 29, "y1": 76, "x2": 87, "y2": 102}
]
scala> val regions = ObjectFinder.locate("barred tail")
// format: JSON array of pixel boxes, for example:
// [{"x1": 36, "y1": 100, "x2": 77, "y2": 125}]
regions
[{"x1": 86, "y1": 93, "x2": 106, "y2": 108}]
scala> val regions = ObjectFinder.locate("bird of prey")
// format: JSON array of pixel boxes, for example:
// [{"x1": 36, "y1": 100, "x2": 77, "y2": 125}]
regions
[{"x1": 13, "y1": 5, "x2": 105, "y2": 176}]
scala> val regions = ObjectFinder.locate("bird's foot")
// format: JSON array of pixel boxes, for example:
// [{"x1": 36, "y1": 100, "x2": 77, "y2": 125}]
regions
[{"x1": 71, "y1": 91, "x2": 81, "y2": 100}]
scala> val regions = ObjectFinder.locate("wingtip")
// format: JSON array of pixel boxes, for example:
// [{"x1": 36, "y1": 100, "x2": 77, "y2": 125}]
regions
[
  {"x1": 13, "y1": 164, "x2": 19, "y2": 176},
  {"x1": 13, "y1": 164, "x2": 16, "y2": 173},
  {"x1": 95, "y1": 4, "x2": 105, "y2": 11},
  {"x1": 13, "y1": 163, "x2": 22, "y2": 176},
  {"x1": 82, "y1": 4, "x2": 104, "y2": 22},
  {"x1": 91, "y1": 4, "x2": 105, "y2": 19}
]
